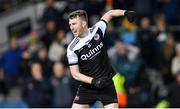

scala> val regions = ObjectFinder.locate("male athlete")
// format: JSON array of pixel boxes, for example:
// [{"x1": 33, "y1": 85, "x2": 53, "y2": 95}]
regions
[{"x1": 67, "y1": 9, "x2": 136, "y2": 108}]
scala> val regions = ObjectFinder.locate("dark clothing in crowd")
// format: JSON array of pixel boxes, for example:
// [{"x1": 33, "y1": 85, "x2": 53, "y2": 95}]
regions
[
  {"x1": 137, "y1": 28, "x2": 156, "y2": 68},
  {"x1": 42, "y1": 6, "x2": 61, "y2": 28},
  {"x1": 32, "y1": 53, "x2": 53, "y2": 79},
  {"x1": 41, "y1": 30, "x2": 57, "y2": 50},
  {"x1": 22, "y1": 78, "x2": 53, "y2": 108},
  {"x1": 167, "y1": 82, "x2": 180, "y2": 107},
  {"x1": 36, "y1": 59, "x2": 53, "y2": 79},
  {"x1": 1, "y1": 48, "x2": 22, "y2": 76},
  {"x1": 50, "y1": 75, "x2": 73, "y2": 107},
  {"x1": 156, "y1": 47, "x2": 175, "y2": 85},
  {"x1": 21, "y1": 59, "x2": 32, "y2": 79},
  {"x1": 1, "y1": 48, "x2": 23, "y2": 88},
  {"x1": 0, "y1": 79, "x2": 9, "y2": 97}
]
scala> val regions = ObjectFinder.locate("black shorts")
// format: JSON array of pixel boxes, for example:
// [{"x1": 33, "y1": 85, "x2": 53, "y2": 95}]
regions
[{"x1": 73, "y1": 80, "x2": 118, "y2": 106}]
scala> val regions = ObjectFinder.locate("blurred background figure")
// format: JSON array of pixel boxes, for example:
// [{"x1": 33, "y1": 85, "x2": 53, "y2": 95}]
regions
[
  {"x1": 165, "y1": 71, "x2": 180, "y2": 107},
  {"x1": 108, "y1": 40, "x2": 141, "y2": 82},
  {"x1": 41, "y1": 20, "x2": 57, "y2": 50},
  {"x1": 84, "y1": 0, "x2": 105, "y2": 26},
  {"x1": 137, "y1": 17, "x2": 156, "y2": 68},
  {"x1": 42, "y1": 0, "x2": 62, "y2": 29},
  {"x1": 156, "y1": 35, "x2": 175, "y2": 85},
  {"x1": 48, "y1": 29, "x2": 66, "y2": 63},
  {"x1": 50, "y1": 62, "x2": 73, "y2": 108},
  {"x1": 0, "y1": 37, "x2": 23, "y2": 89},
  {"x1": 21, "y1": 63, "x2": 52, "y2": 108},
  {"x1": 155, "y1": 0, "x2": 180, "y2": 25},
  {"x1": 21, "y1": 50, "x2": 32, "y2": 80},
  {"x1": 171, "y1": 43, "x2": 180, "y2": 76},
  {"x1": 33, "y1": 46, "x2": 53, "y2": 80},
  {"x1": 0, "y1": 68, "x2": 9, "y2": 102},
  {"x1": 27, "y1": 32, "x2": 44, "y2": 55}
]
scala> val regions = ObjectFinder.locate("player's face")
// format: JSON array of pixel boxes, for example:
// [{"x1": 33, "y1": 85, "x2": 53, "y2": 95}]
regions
[{"x1": 69, "y1": 17, "x2": 85, "y2": 37}]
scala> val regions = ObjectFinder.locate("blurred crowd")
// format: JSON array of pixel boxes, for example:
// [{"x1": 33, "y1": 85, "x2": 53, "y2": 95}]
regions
[{"x1": 0, "y1": 0, "x2": 180, "y2": 108}]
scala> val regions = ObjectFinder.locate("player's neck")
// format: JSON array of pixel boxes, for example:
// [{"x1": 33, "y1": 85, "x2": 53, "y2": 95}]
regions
[{"x1": 78, "y1": 28, "x2": 88, "y2": 38}]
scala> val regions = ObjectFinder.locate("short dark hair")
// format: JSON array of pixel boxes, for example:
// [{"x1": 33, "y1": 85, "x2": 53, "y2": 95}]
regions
[{"x1": 68, "y1": 10, "x2": 88, "y2": 22}]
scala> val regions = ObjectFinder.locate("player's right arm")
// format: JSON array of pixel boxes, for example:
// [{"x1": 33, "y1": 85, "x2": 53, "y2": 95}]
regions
[
  {"x1": 101, "y1": 9, "x2": 136, "y2": 24},
  {"x1": 94, "y1": 9, "x2": 136, "y2": 38}
]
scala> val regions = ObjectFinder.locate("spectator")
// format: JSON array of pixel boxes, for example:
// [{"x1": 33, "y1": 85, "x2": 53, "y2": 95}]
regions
[
  {"x1": 125, "y1": 69, "x2": 151, "y2": 107},
  {"x1": 21, "y1": 50, "x2": 33, "y2": 79},
  {"x1": 22, "y1": 63, "x2": 52, "y2": 108},
  {"x1": 28, "y1": 32, "x2": 44, "y2": 56},
  {"x1": 0, "y1": 68, "x2": 9, "y2": 101},
  {"x1": 41, "y1": 20, "x2": 57, "y2": 49},
  {"x1": 50, "y1": 62, "x2": 73, "y2": 107},
  {"x1": 56, "y1": 29, "x2": 68, "y2": 47},
  {"x1": 105, "y1": 26, "x2": 119, "y2": 49},
  {"x1": 137, "y1": 17, "x2": 156, "y2": 68},
  {"x1": 63, "y1": 0, "x2": 85, "y2": 14},
  {"x1": 33, "y1": 46, "x2": 53, "y2": 79},
  {"x1": 166, "y1": 71, "x2": 180, "y2": 107},
  {"x1": 48, "y1": 29, "x2": 66, "y2": 63},
  {"x1": 42, "y1": 0, "x2": 62, "y2": 28},
  {"x1": 154, "y1": 15, "x2": 168, "y2": 49},
  {"x1": 65, "y1": 31, "x2": 74, "y2": 45},
  {"x1": 155, "y1": 0, "x2": 180, "y2": 25},
  {"x1": 134, "y1": 0, "x2": 152, "y2": 19},
  {"x1": 1, "y1": 37, "x2": 23, "y2": 89},
  {"x1": 84, "y1": 0, "x2": 105, "y2": 26},
  {"x1": 171, "y1": 43, "x2": 180, "y2": 76},
  {"x1": 156, "y1": 35, "x2": 175, "y2": 85},
  {"x1": 108, "y1": 41, "x2": 141, "y2": 82},
  {"x1": 119, "y1": 18, "x2": 137, "y2": 45}
]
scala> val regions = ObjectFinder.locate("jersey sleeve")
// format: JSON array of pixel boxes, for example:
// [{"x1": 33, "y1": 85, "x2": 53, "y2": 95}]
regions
[
  {"x1": 95, "y1": 19, "x2": 108, "y2": 36},
  {"x1": 67, "y1": 48, "x2": 78, "y2": 65}
]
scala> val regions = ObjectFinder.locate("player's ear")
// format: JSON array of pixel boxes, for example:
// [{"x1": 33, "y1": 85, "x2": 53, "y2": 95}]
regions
[{"x1": 82, "y1": 20, "x2": 87, "y2": 28}]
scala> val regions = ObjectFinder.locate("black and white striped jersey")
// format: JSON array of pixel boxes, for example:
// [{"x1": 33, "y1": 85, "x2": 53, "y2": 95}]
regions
[{"x1": 67, "y1": 20, "x2": 115, "y2": 79}]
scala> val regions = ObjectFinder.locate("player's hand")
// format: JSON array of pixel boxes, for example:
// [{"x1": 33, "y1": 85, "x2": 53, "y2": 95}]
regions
[
  {"x1": 124, "y1": 10, "x2": 137, "y2": 23},
  {"x1": 91, "y1": 77, "x2": 111, "y2": 89}
]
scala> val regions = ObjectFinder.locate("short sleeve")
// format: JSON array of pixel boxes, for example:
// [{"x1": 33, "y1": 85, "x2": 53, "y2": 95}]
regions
[
  {"x1": 67, "y1": 48, "x2": 78, "y2": 65},
  {"x1": 95, "y1": 19, "x2": 107, "y2": 36}
]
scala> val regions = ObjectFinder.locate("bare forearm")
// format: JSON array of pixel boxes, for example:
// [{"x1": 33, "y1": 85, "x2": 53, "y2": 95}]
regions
[
  {"x1": 108, "y1": 9, "x2": 126, "y2": 17},
  {"x1": 69, "y1": 65, "x2": 112, "y2": 89},
  {"x1": 69, "y1": 65, "x2": 93, "y2": 84},
  {"x1": 101, "y1": 9, "x2": 126, "y2": 23},
  {"x1": 73, "y1": 72, "x2": 93, "y2": 84}
]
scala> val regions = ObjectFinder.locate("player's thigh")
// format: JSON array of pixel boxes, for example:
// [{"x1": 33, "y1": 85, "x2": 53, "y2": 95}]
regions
[
  {"x1": 72, "y1": 103, "x2": 90, "y2": 108},
  {"x1": 99, "y1": 81, "x2": 118, "y2": 106},
  {"x1": 104, "y1": 103, "x2": 118, "y2": 108}
]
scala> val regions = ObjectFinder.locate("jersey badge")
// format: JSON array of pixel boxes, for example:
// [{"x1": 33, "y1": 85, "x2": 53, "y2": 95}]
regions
[{"x1": 94, "y1": 33, "x2": 100, "y2": 40}]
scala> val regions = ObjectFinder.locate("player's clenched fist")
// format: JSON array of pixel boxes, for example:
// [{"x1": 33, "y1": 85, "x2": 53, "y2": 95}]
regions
[
  {"x1": 92, "y1": 77, "x2": 111, "y2": 89},
  {"x1": 124, "y1": 10, "x2": 137, "y2": 22}
]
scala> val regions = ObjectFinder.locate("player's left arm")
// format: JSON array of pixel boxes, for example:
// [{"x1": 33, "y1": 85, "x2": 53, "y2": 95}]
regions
[
  {"x1": 69, "y1": 65, "x2": 111, "y2": 89},
  {"x1": 101, "y1": 9, "x2": 137, "y2": 24},
  {"x1": 69, "y1": 65, "x2": 93, "y2": 84}
]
